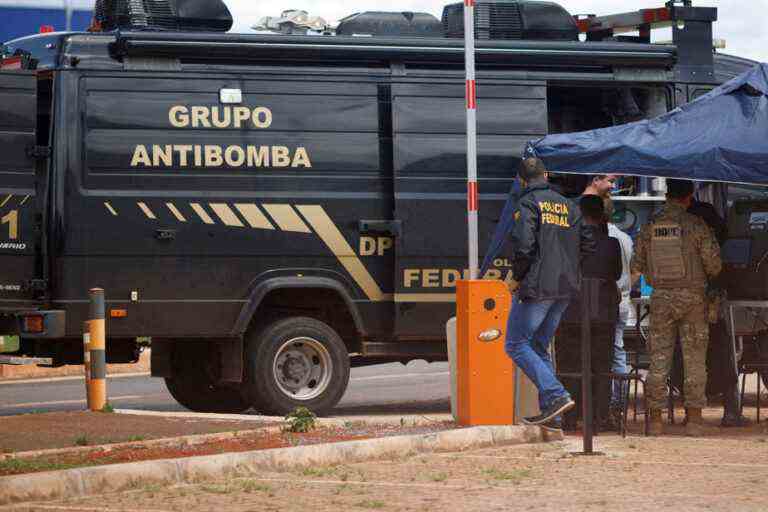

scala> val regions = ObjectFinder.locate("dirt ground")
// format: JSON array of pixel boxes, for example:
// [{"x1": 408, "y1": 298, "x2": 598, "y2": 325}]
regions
[
  {"x1": 0, "y1": 411, "x2": 275, "y2": 453},
  {"x1": 9, "y1": 422, "x2": 768, "y2": 512}
]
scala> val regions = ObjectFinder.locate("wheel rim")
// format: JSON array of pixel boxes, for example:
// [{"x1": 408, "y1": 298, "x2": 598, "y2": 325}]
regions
[{"x1": 272, "y1": 336, "x2": 333, "y2": 401}]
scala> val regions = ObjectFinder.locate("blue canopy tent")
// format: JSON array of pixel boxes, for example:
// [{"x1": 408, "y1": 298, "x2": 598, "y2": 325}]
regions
[
  {"x1": 482, "y1": 63, "x2": 768, "y2": 271},
  {"x1": 528, "y1": 62, "x2": 768, "y2": 184}
]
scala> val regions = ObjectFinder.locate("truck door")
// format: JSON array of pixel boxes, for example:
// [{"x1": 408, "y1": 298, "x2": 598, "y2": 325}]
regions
[
  {"x1": 392, "y1": 78, "x2": 548, "y2": 337},
  {"x1": 0, "y1": 72, "x2": 41, "y2": 307}
]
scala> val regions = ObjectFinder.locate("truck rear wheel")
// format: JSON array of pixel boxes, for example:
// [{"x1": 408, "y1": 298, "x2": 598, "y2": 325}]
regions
[
  {"x1": 164, "y1": 344, "x2": 250, "y2": 414},
  {"x1": 246, "y1": 317, "x2": 350, "y2": 416}
]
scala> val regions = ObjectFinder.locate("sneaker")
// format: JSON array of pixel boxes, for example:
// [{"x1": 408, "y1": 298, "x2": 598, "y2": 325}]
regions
[
  {"x1": 541, "y1": 418, "x2": 563, "y2": 433},
  {"x1": 522, "y1": 396, "x2": 575, "y2": 426}
]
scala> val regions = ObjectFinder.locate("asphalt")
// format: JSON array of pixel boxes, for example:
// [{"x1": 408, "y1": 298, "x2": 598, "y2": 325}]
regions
[{"x1": 0, "y1": 361, "x2": 451, "y2": 417}]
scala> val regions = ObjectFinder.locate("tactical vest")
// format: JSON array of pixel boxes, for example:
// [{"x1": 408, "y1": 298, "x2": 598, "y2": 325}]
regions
[{"x1": 647, "y1": 213, "x2": 707, "y2": 290}]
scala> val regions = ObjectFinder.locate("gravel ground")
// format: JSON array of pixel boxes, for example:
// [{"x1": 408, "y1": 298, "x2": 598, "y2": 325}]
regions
[{"x1": 7, "y1": 419, "x2": 768, "y2": 512}]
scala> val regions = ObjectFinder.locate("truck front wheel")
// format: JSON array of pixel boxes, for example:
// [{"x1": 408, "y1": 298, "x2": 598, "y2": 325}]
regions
[{"x1": 246, "y1": 317, "x2": 350, "y2": 416}]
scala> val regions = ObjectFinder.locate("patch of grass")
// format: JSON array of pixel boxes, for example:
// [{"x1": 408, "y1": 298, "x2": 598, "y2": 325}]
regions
[
  {"x1": 100, "y1": 403, "x2": 115, "y2": 413},
  {"x1": 301, "y1": 466, "x2": 334, "y2": 477},
  {"x1": 483, "y1": 468, "x2": 531, "y2": 483},
  {"x1": 333, "y1": 484, "x2": 350, "y2": 495},
  {"x1": 284, "y1": 407, "x2": 316, "y2": 433},
  {"x1": 142, "y1": 484, "x2": 163, "y2": 493},
  {"x1": 127, "y1": 435, "x2": 145, "y2": 443},
  {"x1": 0, "y1": 458, "x2": 80, "y2": 474},
  {"x1": 430, "y1": 472, "x2": 448, "y2": 482},
  {"x1": 200, "y1": 483, "x2": 232, "y2": 494},
  {"x1": 356, "y1": 499, "x2": 385, "y2": 509},
  {"x1": 200, "y1": 480, "x2": 275, "y2": 496},
  {"x1": 74, "y1": 434, "x2": 89, "y2": 447},
  {"x1": 239, "y1": 480, "x2": 273, "y2": 494}
]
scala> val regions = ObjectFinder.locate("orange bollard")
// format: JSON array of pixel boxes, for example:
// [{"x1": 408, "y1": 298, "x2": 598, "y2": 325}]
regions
[
  {"x1": 455, "y1": 279, "x2": 514, "y2": 425},
  {"x1": 87, "y1": 288, "x2": 107, "y2": 411}
]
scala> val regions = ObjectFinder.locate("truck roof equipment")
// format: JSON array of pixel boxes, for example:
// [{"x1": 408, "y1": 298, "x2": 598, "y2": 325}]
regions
[
  {"x1": 443, "y1": 0, "x2": 578, "y2": 40},
  {"x1": 336, "y1": 12, "x2": 442, "y2": 38},
  {"x1": 575, "y1": 0, "x2": 717, "y2": 81},
  {"x1": 93, "y1": 0, "x2": 233, "y2": 32}
]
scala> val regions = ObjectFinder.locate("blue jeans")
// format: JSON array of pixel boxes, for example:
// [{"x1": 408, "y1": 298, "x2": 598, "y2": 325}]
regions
[
  {"x1": 505, "y1": 296, "x2": 571, "y2": 412},
  {"x1": 611, "y1": 303, "x2": 630, "y2": 408}
]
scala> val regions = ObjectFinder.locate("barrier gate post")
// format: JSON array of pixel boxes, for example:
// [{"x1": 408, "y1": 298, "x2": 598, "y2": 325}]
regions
[
  {"x1": 456, "y1": 280, "x2": 514, "y2": 425},
  {"x1": 87, "y1": 288, "x2": 107, "y2": 411}
]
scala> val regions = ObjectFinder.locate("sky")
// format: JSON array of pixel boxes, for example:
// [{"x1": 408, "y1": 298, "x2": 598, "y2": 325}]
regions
[
  {"x1": 4, "y1": 0, "x2": 766, "y2": 62},
  {"x1": 223, "y1": 0, "x2": 768, "y2": 62}
]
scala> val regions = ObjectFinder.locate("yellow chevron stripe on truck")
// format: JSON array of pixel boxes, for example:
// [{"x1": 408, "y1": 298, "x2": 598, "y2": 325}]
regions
[
  {"x1": 107, "y1": 200, "x2": 458, "y2": 303},
  {"x1": 297, "y1": 204, "x2": 391, "y2": 302}
]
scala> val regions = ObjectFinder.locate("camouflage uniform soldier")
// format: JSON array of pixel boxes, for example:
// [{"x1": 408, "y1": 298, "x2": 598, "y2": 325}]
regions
[{"x1": 631, "y1": 179, "x2": 722, "y2": 436}]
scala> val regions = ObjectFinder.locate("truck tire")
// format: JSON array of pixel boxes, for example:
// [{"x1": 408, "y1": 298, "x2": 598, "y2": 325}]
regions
[
  {"x1": 164, "y1": 347, "x2": 250, "y2": 414},
  {"x1": 246, "y1": 317, "x2": 350, "y2": 416}
]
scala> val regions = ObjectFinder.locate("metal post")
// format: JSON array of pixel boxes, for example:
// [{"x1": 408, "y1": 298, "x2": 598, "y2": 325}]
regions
[
  {"x1": 580, "y1": 279, "x2": 594, "y2": 453},
  {"x1": 65, "y1": 0, "x2": 73, "y2": 31},
  {"x1": 88, "y1": 288, "x2": 107, "y2": 411},
  {"x1": 463, "y1": 0, "x2": 479, "y2": 280},
  {"x1": 82, "y1": 321, "x2": 91, "y2": 409}
]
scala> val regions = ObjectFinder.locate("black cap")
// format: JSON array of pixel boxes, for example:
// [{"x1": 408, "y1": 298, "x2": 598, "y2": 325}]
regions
[
  {"x1": 579, "y1": 194, "x2": 605, "y2": 221},
  {"x1": 666, "y1": 179, "x2": 695, "y2": 199}
]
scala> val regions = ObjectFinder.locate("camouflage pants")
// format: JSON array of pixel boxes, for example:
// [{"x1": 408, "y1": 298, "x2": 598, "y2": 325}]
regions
[{"x1": 646, "y1": 289, "x2": 709, "y2": 409}]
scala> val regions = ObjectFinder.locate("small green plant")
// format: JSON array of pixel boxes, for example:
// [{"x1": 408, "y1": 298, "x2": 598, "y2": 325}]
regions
[
  {"x1": 284, "y1": 407, "x2": 317, "y2": 433},
  {"x1": 430, "y1": 472, "x2": 448, "y2": 482},
  {"x1": 200, "y1": 483, "x2": 232, "y2": 494},
  {"x1": 142, "y1": 483, "x2": 163, "y2": 494},
  {"x1": 100, "y1": 403, "x2": 114, "y2": 413},
  {"x1": 127, "y1": 435, "x2": 145, "y2": 442},
  {"x1": 333, "y1": 484, "x2": 350, "y2": 495},
  {"x1": 356, "y1": 499, "x2": 385, "y2": 509},
  {"x1": 483, "y1": 468, "x2": 531, "y2": 483},
  {"x1": 239, "y1": 480, "x2": 273, "y2": 493},
  {"x1": 300, "y1": 465, "x2": 340, "y2": 478},
  {"x1": 74, "y1": 434, "x2": 89, "y2": 447}
]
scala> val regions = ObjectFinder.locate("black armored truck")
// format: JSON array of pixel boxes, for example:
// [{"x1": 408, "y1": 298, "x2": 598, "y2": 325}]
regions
[{"x1": 0, "y1": 0, "x2": 756, "y2": 414}]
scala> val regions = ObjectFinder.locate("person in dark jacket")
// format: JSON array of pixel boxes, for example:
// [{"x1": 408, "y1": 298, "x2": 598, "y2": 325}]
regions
[
  {"x1": 504, "y1": 157, "x2": 587, "y2": 426},
  {"x1": 556, "y1": 195, "x2": 622, "y2": 431}
]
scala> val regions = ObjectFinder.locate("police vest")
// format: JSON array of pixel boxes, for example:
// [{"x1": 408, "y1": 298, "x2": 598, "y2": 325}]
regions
[{"x1": 647, "y1": 217, "x2": 706, "y2": 290}]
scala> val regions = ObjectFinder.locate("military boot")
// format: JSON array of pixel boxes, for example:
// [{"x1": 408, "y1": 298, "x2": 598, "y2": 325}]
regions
[
  {"x1": 648, "y1": 408, "x2": 663, "y2": 436},
  {"x1": 685, "y1": 407, "x2": 705, "y2": 436}
]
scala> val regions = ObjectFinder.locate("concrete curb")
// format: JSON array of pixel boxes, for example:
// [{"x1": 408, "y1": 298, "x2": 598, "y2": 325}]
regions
[{"x1": 0, "y1": 425, "x2": 548, "y2": 506}]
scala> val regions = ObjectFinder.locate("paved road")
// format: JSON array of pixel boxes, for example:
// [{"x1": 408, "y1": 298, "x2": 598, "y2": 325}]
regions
[{"x1": 0, "y1": 361, "x2": 450, "y2": 417}]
